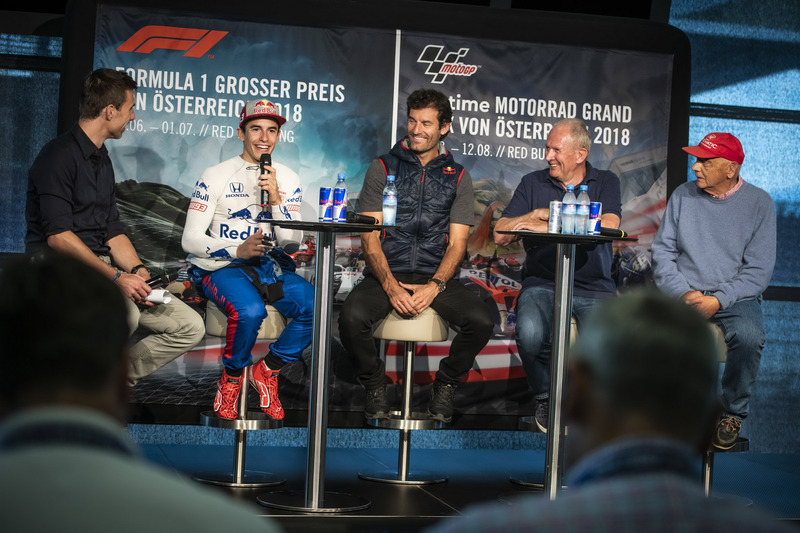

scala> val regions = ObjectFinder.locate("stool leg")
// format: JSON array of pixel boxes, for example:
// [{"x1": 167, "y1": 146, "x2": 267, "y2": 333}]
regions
[
  {"x1": 358, "y1": 339, "x2": 447, "y2": 485},
  {"x1": 232, "y1": 365, "x2": 251, "y2": 484},
  {"x1": 397, "y1": 341, "x2": 416, "y2": 481},
  {"x1": 194, "y1": 364, "x2": 284, "y2": 488},
  {"x1": 702, "y1": 449, "x2": 714, "y2": 496}
]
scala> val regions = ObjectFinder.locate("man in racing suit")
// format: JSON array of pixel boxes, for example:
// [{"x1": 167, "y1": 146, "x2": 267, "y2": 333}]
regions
[{"x1": 182, "y1": 99, "x2": 313, "y2": 420}]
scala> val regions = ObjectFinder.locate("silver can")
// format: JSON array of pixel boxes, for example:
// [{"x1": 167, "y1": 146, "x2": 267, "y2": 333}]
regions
[{"x1": 548, "y1": 201, "x2": 562, "y2": 233}]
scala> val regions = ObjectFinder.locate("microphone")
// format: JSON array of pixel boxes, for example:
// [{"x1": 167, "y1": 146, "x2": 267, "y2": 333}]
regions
[
  {"x1": 346, "y1": 212, "x2": 379, "y2": 225},
  {"x1": 599, "y1": 227, "x2": 628, "y2": 238},
  {"x1": 259, "y1": 153, "x2": 271, "y2": 215}
]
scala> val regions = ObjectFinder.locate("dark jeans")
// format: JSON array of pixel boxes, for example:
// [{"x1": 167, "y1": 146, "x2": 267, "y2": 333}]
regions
[
  {"x1": 713, "y1": 298, "x2": 766, "y2": 420},
  {"x1": 338, "y1": 273, "x2": 494, "y2": 390}
]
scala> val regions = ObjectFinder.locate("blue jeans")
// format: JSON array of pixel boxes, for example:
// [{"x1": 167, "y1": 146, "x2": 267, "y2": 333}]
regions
[
  {"x1": 713, "y1": 298, "x2": 765, "y2": 420},
  {"x1": 515, "y1": 285, "x2": 607, "y2": 399},
  {"x1": 201, "y1": 266, "x2": 313, "y2": 370}
]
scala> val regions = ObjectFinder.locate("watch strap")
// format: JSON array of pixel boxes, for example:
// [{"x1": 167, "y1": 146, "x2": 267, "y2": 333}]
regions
[{"x1": 428, "y1": 278, "x2": 446, "y2": 293}]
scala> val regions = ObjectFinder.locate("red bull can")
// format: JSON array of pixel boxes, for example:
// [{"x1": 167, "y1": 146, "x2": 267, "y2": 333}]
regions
[
  {"x1": 319, "y1": 187, "x2": 333, "y2": 222},
  {"x1": 548, "y1": 201, "x2": 562, "y2": 233},
  {"x1": 332, "y1": 185, "x2": 347, "y2": 222},
  {"x1": 587, "y1": 202, "x2": 602, "y2": 235}
]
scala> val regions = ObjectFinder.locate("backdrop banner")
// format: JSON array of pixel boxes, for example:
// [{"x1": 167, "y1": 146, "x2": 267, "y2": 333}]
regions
[{"x1": 94, "y1": 3, "x2": 673, "y2": 423}]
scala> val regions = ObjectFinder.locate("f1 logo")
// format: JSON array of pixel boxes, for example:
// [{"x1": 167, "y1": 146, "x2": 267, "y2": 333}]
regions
[{"x1": 117, "y1": 26, "x2": 228, "y2": 58}]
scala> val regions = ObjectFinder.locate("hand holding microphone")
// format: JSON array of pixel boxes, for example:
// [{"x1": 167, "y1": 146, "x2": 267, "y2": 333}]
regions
[{"x1": 259, "y1": 153, "x2": 271, "y2": 216}]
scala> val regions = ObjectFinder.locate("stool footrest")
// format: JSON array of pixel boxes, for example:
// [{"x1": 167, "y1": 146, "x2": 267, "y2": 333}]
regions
[
  {"x1": 709, "y1": 437, "x2": 750, "y2": 454},
  {"x1": 200, "y1": 410, "x2": 283, "y2": 430},
  {"x1": 367, "y1": 412, "x2": 444, "y2": 430}
]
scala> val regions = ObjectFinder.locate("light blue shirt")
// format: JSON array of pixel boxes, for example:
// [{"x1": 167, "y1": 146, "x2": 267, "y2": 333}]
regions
[
  {"x1": 0, "y1": 406, "x2": 282, "y2": 533},
  {"x1": 651, "y1": 179, "x2": 776, "y2": 309}
]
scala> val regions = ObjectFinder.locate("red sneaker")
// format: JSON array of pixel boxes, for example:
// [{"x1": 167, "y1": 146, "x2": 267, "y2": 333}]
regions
[
  {"x1": 214, "y1": 369, "x2": 242, "y2": 420},
  {"x1": 250, "y1": 359, "x2": 284, "y2": 420}
]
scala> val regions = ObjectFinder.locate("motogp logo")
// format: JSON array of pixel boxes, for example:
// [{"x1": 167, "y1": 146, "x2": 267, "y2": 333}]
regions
[{"x1": 417, "y1": 45, "x2": 479, "y2": 84}]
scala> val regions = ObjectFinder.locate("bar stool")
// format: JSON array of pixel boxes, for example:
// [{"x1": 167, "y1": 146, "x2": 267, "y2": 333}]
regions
[
  {"x1": 702, "y1": 323, "x2": 751, "y2": 499},
  {"x1": 193, "y1": 302, "x2": 286, "y2": 488},
  {"x1": 358, "y1": 307, "x2": 449, "y2": 485}
]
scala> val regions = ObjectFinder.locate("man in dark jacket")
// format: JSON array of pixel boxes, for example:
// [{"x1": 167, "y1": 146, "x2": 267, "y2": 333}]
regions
[{"x1": 339, "y1": 89, "x2": 493, "y2": 423}]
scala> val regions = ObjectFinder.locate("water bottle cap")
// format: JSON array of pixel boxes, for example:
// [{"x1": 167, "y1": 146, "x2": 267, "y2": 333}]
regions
[
  {"x1": 387, "y1": 175, "x2": 395, "y2": 182},
  {"x1": 337, "y1": 173, "x2": 346, "y2": 180},
  {"x1": 580, "y1": 185, "x2": 588, "y2": 191},
  {"x1": 566, "y1": 184, "x2": 574, "y2": 190}
]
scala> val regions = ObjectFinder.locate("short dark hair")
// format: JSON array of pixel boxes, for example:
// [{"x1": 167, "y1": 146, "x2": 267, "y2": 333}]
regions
[
  {"x1": 407, "y1": 88, "x2": 453, "y2": 127},
  {"x1": 0, "y1": 251, "x2": 130, "y2": 406},
  {"x1": 79, "y1": 68, "x2": 137, "y2": 120}
]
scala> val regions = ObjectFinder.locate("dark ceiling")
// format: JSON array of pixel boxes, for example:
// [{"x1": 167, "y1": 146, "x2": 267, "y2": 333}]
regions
[{"x1": 3, "y1": 0, "x2": 664, "y2": 20}]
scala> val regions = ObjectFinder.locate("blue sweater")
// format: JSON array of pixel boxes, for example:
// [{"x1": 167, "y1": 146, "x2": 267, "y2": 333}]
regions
[{"x1": 651, "y1": 179, "x2": 776, "y2": 309}]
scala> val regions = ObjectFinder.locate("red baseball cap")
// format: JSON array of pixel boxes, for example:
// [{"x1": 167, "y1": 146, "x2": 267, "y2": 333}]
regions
[
  {"x1": 238, "y1": 99, "x2": 286, "y2": 129},
  {"x1": 682, "y1": 132, "x2": 744, "y2": 164}
]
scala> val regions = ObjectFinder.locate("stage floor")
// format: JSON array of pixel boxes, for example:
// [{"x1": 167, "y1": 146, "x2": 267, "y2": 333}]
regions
[{"x1": 139, "y1": 442, "x2": 800, "y2": 532}]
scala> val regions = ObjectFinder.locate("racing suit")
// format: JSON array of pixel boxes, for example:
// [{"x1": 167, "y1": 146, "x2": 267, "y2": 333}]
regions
[{"x1": 182, "y1": 155, "x2": 313, "y2": 370}]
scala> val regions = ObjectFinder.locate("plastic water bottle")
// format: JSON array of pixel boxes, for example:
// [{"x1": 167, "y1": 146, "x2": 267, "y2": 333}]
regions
[
  {"x1": 561, "y1": 184, "x2": 577, "y2": 235},
  {"x1": 576, "y1": 185, "x2": 591, "y2": 235},
  {"x1": 332, "y1": 173, "x2": 347, "y2": 222},
  {"x1": 382, "y1": 175, "x2": 397, "y2": 226}
]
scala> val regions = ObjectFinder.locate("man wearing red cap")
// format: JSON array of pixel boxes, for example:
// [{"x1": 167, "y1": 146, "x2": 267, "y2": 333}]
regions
[
  {"x1": 651, "y1": 132, "x2": 776, "y2": 449},
  {"x1": 182, "y1": 99, "x2": 314, "y2": 420}
]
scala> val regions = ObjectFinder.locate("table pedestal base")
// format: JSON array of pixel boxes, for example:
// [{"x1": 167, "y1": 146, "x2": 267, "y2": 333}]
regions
[
  {"x1": 358, "y1": 469, "x2": 447, "y2": 485},
  {"x1": 257, "y1": 490, "x2": 371, "y2": 513},
  {"x1": 195, "y1": 471, "x2": 285, "y2": 488}
]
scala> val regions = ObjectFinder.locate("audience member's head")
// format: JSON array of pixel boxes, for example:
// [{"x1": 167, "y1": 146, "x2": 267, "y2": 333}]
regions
[
  {"x1": 0, "y1": 250, "x2": 130, "y2": 419},
  {"x1": 564, "y1": 290, "x2": 721, "y2": 463}
]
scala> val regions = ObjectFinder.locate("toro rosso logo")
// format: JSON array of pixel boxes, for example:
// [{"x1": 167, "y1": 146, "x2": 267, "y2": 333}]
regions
[
  {"x1": 117, "y1": 26, "x2": 228, "y2": 58},
  {"x1": 417, "y1": 45, "x2": 479, "y2": 84}
]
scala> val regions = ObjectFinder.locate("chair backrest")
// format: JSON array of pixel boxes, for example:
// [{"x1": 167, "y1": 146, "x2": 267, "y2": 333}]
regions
[{"x1": 373, "y1": 307, "x2": 449, "y2": 343}]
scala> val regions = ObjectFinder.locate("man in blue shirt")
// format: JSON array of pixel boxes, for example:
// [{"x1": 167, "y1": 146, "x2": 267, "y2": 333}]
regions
[
  {"x1": 493, "y1": 118, "x2": 621, "y2": 432},
  {"x1": 652, "y1": 132, "x2": 776, "y2": 449}
]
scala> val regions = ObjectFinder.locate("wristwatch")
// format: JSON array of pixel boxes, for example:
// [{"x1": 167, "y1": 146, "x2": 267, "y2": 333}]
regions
[{"x1": 428, "y1": 278, "x2": 446, "y2": 293}]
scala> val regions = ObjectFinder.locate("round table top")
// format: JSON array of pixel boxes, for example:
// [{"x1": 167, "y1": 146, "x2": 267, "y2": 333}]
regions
[
  {"x1": 497, "y1": 230, "x2": 637, "y2": 244},
  {"x1": 269, "y1": 219, "x2": 389, "y2": 232}
]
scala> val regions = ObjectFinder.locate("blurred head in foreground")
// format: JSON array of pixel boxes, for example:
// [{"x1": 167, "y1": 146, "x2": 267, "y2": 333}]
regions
[{"x1": 0, "y1": 250, "x2": 130, "y2": 420}]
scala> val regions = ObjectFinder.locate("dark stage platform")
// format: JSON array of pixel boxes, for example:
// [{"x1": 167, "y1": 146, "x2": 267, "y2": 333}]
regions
[{"x1": 138, "y1": 441, "x2": 800, "y2": 532}]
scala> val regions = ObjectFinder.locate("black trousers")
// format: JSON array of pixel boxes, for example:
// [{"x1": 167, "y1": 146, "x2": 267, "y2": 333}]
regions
[{"x1": 338, "y1": 273, "x2": 494, "y2": 389}]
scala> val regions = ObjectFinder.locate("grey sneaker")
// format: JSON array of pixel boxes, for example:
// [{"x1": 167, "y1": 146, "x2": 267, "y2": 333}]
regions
[
  {"x1": 427, "y1": 381, "x2": 456, "y2": 423},
  {"x1": 713, "y1": 416, "x2": 742, "y2": 450},
  {"x1": 534, "y1": 399, "x2": 549, "y2": 433},
  {"x1": 364, "y1": 385, "x2": 390, "y2": 419}
]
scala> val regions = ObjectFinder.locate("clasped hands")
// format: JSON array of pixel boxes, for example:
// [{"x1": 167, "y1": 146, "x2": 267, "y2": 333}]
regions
[{"x1": 387, "y1": 280, "x2": 439, "y2": 317}]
